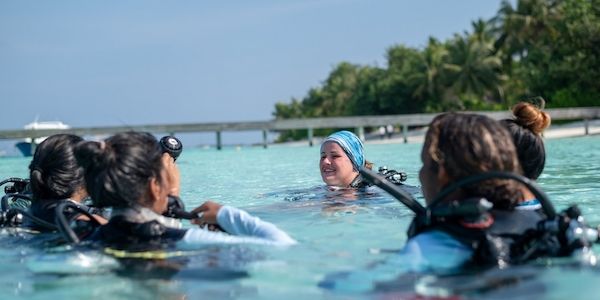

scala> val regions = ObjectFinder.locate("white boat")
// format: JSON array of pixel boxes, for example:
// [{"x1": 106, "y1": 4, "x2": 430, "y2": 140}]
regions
[{"x1": 15, "y1": 121, "x2": 70, "y2": 156}]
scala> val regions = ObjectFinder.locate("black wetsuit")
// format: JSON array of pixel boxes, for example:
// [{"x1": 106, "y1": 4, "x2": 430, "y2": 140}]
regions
[
  {"x1": 407, "y1": 208, "x2": 561, "y2": 266},
  {"x1": 88, "y1": 213, "x2": 187, "y2": 252},
  {"x1": 27, "y1": 199, "x2": 105, "y2": 232},
  {"x1": 26, "y1": 199, "x2": 64, "y2": 231}
]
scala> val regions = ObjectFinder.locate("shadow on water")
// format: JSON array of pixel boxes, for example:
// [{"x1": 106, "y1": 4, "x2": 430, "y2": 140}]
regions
[
  {"x1": 255, "y1": 184, "x2": 422, "y2": 219},
  {"x1": 0, "y1": 229, "x2": 268, "y2": 299},
  {"x1": 367, "y1": 260, "x2": 600, "y2": 300}
]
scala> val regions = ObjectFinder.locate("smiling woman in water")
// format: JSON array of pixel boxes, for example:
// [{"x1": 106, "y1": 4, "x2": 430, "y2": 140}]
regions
[{"x1": 319, "y1": 130, "x2": 372, "y2": 189}]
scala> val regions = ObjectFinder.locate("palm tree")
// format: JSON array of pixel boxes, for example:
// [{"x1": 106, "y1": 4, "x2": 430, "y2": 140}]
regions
[
  {"x1": 493, "y1": 0, "x2": 561, "y2": 61},
  {"x1": 470, "y1": 18, "x2": 495, "y2": 48},
  {"x1": 319, "y1": 62, "x2": 360, "y2": 117},
  {"x1": 407, "y1": 37, "x2": 452, "y2": 108},
  {"x1": 446, "y1": 34, "x2": 506, "y2": 102}
]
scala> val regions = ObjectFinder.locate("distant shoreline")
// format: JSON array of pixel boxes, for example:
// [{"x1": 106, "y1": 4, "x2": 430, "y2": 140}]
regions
[
  {"x1": 2, "y1": 120, "x2": 598, "y2": 156},
  {"x1": 268, "y1": 119, "x2": 600, "y2": 148}
]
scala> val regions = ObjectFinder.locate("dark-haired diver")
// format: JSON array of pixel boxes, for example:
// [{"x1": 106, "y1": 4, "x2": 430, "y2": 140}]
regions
[
  {"x1": 74, "y1": 131, "x2": 296, "y2": 251},
  {"x1": 502, "y1": 99, "x2": 551, "y2": 211},
  {"x1": 0, "y1": 134, "x2": 109, "y2": 249},
  {"x1": 26, "y1": 134, "x2": 107, "y2": 231},
  {"x1": 320, "y1": 113, "x2": 598, "y2": 295},
  {"x1": 2, "y1": 135, "x2": 184, "y2": 235}
]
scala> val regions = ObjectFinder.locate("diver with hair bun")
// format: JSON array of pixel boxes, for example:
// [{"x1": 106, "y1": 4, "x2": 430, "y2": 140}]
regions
[
  {"x1": 75, "y1": 131, "x2": 295, "y2": 251},
  {"x1": 26, "y1": 134, "x2": 107, "y2": 231},
  {"x1": 320, "y1": 113, "x2": 591, "y2": 293},
  {"x1": 501, "y1": 98, "x2": 551, "y2": 210}
]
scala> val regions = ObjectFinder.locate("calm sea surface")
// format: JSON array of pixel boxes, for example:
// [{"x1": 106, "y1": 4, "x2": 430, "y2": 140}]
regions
[{"x1": 0, "y1": 136, "x2": 599, "y2": 299}]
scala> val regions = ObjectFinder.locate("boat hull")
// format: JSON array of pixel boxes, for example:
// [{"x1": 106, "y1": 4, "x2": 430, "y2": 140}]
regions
[{"x1": 15, "y1": 142, "x2": 33, "y2": 157}]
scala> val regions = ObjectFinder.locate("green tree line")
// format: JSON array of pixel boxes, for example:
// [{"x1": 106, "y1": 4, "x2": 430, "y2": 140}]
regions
[{"x1": 272, "y1": 0, "x2": 600, "y2": 141}]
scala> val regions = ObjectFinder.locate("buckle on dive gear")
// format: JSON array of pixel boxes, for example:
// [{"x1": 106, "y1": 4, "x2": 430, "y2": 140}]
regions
[{"x1": 378, "y1": 166, "x2": 408, "y2": 185}]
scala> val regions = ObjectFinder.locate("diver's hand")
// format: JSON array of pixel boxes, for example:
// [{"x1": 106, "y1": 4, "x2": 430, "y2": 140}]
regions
[
  {"x1": 190, "y1": 201, "x2": 222, "y2": 225},
  {"x1": 161, "y1": 153, "x2": 180, "y2": 196}
]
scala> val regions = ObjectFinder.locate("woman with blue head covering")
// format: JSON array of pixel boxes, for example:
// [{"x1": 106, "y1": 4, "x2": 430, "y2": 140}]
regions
[{"x1": 319, "y1": 130, "x2": 369, "y2": 188}]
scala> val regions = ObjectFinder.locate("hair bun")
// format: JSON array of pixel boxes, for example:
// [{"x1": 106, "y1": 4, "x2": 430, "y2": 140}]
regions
[
  {"x1": 29, "y1": 168, "x2": 45, "y2": 190},
  {"x1": 512, "y1": 101, "x2": 551, "y2": 135},
  {"x1": 74, "y1": 141, "x2": 106, "y2": 170}
]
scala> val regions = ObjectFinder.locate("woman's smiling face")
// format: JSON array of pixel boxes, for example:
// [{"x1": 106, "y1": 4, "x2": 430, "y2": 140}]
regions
[{"x1": 320, "y1": 141, "x2": 358, "y2": 188}]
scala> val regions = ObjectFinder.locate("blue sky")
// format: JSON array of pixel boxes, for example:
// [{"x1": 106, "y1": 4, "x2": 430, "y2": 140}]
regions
[{"x1": 0, "y1": 0, "x2": 504, "y2": 151}]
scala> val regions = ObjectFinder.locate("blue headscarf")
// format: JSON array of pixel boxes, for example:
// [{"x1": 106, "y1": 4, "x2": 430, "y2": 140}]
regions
[{"x1": 323, "y1": 130, "x2": 364, "y2": 170}]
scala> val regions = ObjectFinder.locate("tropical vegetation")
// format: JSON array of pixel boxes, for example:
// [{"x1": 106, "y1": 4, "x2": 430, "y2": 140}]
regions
[{"x1": 272, "y1": 0, "x2": 600, "y2": 141}]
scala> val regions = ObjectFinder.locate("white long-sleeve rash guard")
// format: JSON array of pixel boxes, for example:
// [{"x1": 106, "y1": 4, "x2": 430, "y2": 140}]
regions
[{"x1": 178, "y1": 206, "x2": 297, "y2": 248}]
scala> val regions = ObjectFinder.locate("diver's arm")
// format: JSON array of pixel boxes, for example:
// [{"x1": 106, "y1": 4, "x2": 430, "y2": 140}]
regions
[
  {"x1": 398, "y1": 231, "x2": 473, "y2": 271},
  {"x1": 74, "y1": 213, "x2": 108, "y2": 225},
  {"x1": 179, "y1": 206, "x2": 296, "y2": 247},
  {"x1": 216, "y1": 206, "x2": 296, "y2": 244}
]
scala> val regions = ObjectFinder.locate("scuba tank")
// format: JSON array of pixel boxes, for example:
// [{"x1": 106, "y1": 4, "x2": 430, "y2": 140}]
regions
[
  {"x1": 0, "y1": 177, "x2": 55, "y2": 230},
  {"x1": 359, "y1": 168, "x2": 600, "y2": 267}
]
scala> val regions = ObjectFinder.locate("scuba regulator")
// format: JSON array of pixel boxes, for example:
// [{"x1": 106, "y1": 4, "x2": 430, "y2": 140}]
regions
[
  {"x1": 1, "y1": 177, "x2": 30, "y2": 195},
  {"x1": 158, "y1": 136, "x2": 223, "y2": 231},
  {"x1": 538, "y1": 205, "x2": 600, "y2": 254},
  {"x1": 160, "y1": 136, "x2": 183, "y2": 161},
  {"x1": 0, "y1": 177, "x2": 55, "y2": 229},
  {"x1": 377, "y1": 166, "x2": 408, "y2": 185},
  {"x1": 0, "y1": 178, "x2": 31, "y2": 226},
  {"x1": 163, "y1": 195, "x2": 226, "y2": 233},
  {"x1": 157, "y1": 135, "x2": 190, "y2": 219}
]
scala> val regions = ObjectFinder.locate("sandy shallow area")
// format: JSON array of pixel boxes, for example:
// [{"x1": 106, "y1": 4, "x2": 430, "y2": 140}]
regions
[
  {"x1": 368, "y1": 119, "x2": 600, "y2": 145},
  {"x1": 275, "y1": 119, "x2": 600, "y2": 147}
]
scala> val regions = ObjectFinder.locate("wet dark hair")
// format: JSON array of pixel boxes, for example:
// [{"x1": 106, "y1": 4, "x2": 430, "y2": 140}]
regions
[
  {"x1": 501, "y1": 100, "x2": 551, "y2": 180},
  {"x1": 29, "y1": 134, "x2": 85, "y2": 200},
  {"x1": 424, "y1": 113, "x2": 523, "y2": 209},
  {"x1": 75, "y1": 132, "x2": 163, "y2": 208}
]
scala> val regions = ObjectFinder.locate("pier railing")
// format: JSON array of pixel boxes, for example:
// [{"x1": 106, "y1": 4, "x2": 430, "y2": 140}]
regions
[{"x1": 1, "y1": 107, "x2": 598, "y2": 151}]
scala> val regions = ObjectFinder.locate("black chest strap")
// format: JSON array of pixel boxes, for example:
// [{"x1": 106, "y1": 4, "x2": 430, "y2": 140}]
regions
[
  {"x1": 408, "y1": 209, "x2": 548, "y2": 265},
  {"x1": 90, "y1": 216, "x2": 188, "y2": 251}
]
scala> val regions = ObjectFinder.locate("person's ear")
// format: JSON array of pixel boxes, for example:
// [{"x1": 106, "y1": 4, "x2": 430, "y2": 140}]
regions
[{"x1": 148, "y1": 177, "x2": 161, "y2": 203}]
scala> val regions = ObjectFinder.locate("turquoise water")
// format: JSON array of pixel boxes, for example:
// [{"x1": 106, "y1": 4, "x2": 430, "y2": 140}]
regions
[{"x1": 0, "y1": 136, "x2": 599, "y2": 299}]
